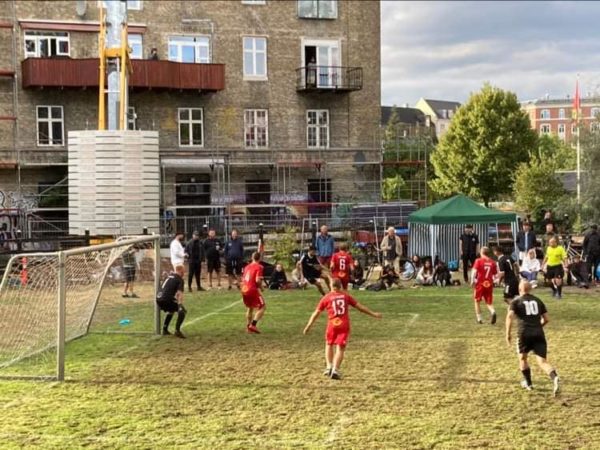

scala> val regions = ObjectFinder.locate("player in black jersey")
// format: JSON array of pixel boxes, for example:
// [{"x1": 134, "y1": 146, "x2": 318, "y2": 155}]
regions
[
  {"x1": 493, "y1": 247, "x2": 519, "y2": 304},
  {"x1": 156, "y1": 265, "x2": 187, "y2": 338},
  {"x1": 505, "y1": 280, "x2": 560, "y2": 395},
  {"x1": 297, "y1": 245, "x2": 329, "y2": 295}
]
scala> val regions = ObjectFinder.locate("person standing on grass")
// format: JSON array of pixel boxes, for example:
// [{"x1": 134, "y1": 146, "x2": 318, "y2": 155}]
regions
[
  {"x1": 380, "y1": 226, "x2": 403, "y2": 273},
  {"x1": 122, "y1": 246, "x2": 139, "y2": 298},
  {"x1": 471, "y1": 247, "x2": 498, "y2": 325},
  {"x1": 315, "y1": 225, "x2": 335, "y2": 267},
  {"x1": 460, "y1": 224, "x2": 480, "y2": 283},
  {"x1": 225, "y1": 229, "x2": 244, "y2": 290},
  {"x1": 516, "y1": 221, "x2": 537, "y2": 264},
  {"x1": 203, "y1": 229, "x2": 223, "y2": 289},
  {"x1": 303, "y1": 278, "x2": 382, "y2": 380},
  {"x1": 156, "y1": 265, "x2": 186, "y2": 338},
  {"x1": 505, "y1": 280, "x2": 560, "y2": 395},
  {"x1": 241, "y1": 252, "x2": 266, "y2": 334},
  {"x1": 493, "y1": 246, "x2": 519, "y2": 304},
  {"x1": 185, "y1": 230, "x2": 205, "y2": 292},
  {"x1": 330, "y1": 243, "x2": 355, "y2": 290},
  {"x1": 583, "y1": 224, "x2": 600, "y2": 284},
  {"x1": 542, "y1": 237, "x2": 568, "y2": 299},
  {"x1": 170, "y1": 231, "x2": 186, "y2": 272}
]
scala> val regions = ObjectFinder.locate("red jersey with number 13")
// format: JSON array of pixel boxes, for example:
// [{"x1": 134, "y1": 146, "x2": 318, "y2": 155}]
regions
[
  {"x1": 331, "y1": 251, "x2": 354, "y2": 280},
  {"x1": 318, "y1": 291, "x2": 358, "y2": 330},
  {"x1": 473, "y1": 257, "x2": 497, "y2": 287},
  {"x1": 241, "y1": 262, "x2": 263, "y2": 291}
]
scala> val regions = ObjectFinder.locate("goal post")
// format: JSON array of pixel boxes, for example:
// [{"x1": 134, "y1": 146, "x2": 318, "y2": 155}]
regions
[{"x1": 0, "y1": 235, "x2": 161, "y2": 381}]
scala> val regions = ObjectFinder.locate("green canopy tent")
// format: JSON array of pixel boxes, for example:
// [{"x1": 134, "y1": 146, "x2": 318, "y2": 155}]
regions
[{"x1": 408, "y1": 195, "x2": 518, "y2": 262}]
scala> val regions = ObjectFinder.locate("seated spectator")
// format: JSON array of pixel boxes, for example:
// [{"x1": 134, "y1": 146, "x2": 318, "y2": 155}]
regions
[
  {"x1": 403, "y1": 255, "x2": 421, "y2": 279},
  {"x1": 416, "y1": 259, "x2": 434, "y2": 285},
  {"x1": 381, "y1": 264, "x2": 400, "y2": 289},
  {"x1": 269, "y1": 263, "x2": 289, "y2": 290},
  {"x1": 569, "y1": 255, "x2": 590, "y2": 289},
  {"x1": 433, "y1": 259, "x2": 452, "y2": 287},
  {"x1": 351, "y1": 260, "x2": 366, "y2": 289},
  {"x1": 520, "y1": 249, "x2": 540, "y2": 286}
]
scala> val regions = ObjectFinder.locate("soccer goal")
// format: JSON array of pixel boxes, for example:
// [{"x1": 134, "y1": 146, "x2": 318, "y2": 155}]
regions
[{"x1": 0, "y1": 235, "x2": 161, "y2": 381}]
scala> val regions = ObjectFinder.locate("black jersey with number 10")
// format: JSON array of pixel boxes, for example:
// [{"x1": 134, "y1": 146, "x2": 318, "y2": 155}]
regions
[{"x1": 510, "y1": 294, "x2": 547, "y2": 335}]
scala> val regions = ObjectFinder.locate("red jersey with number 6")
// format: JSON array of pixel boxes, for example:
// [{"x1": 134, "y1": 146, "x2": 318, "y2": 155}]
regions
[
  {"x1": 318, "y1": 291, "x2": 358, "y2": 330},
  {"x1": 330, "y1": 251, "x2": 354, "y2": 283},
  {"x1": 473, "y1": 256, "x2": 497, "y2": 287}
]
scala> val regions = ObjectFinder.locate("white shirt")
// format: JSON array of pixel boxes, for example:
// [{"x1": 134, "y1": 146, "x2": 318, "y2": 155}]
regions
[
  {"x1": 170, "y1": 238, "x2": 185, "y2": 268},
  {"x1": 521, "y1": 255, "x2": 540, "y2": 273}
]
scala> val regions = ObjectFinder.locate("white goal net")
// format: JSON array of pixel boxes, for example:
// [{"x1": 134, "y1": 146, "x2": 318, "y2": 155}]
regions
[{"x1": 0, "y1": 235, "x2": 160, "y2": 380}]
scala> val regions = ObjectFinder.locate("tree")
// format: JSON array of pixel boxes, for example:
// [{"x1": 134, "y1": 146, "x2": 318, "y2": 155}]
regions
[
  {"x1": 513, "y1": 160, "x2": 566, "y2": 219},
  {"x1": 382, "y1": 174, "x2": 406, "y2": 201},
  {"x1": 430, "y1": 84, "x2": 537, "y2": 205},
  {"x1": 577, "y1": 126, "x2": 600, "y2": 225}
]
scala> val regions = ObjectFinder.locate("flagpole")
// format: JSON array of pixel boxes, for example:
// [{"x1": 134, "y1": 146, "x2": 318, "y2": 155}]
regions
[{"x1": 575, "y1": 74, "x2": 581, "y2": 205}]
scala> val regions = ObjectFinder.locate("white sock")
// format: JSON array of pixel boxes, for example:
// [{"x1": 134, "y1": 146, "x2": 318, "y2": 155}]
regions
[{"x1": 476, "y1": 314, "x2": 482, "y2": 321}]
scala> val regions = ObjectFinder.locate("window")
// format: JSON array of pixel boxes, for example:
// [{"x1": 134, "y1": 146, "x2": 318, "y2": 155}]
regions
[
  {"x1": 24, "y1": 31, "x2": 69, "y2": 58},
  {"x1": 128, "y1": 34, "x2": 143, "y2": 59},
  {"x1": 242, "y1": 0, "x2": 266, "y2": 4},
  {"x1": 178, "y1": 108, "x2": 203, "y2": 147},
  {"x1": 558, "y1": 123, "x2": 565, "y2": 138},
  {"x1": 244, "y1": 110, "x2": 268, "y2": 148},
  {"x1": 298, "y1": 0, "x2": 337, "y2": 19},
  {"x1": 37, "y1": 106, "x2": 64, "y2": 146},
  {"x1": 572, "y1": 124, "x2": 578, "y2": 135},
  {"x1": 243, "y1": 37, "x2": 267, "y2": 79},
  {"x1": 558, "y1": 108, "x2": 565, "y2": 119},
  {"x1": 540, "y1": 109, "x2": 550, "y2": 119},
  {"x1": 127, "y1": 107, "x2": 137, "y2": 130},
  {"x1": 540, "y1": 124, "x2": 551, "y2": 135},
  {"x1": 99, "y1": 1, "x2": 142, "y2": 10},
  {"x1": 591, "y1": 107, "x2": 600, "y2": 118},
  {"x1": 307, "y1": 110, "x2": 329, "y2": 148},
  {"x1": 168, "y1": 36, "x2": 210, "y2": 63}
]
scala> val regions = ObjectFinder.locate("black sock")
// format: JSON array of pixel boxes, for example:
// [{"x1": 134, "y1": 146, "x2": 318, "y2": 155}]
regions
[
  {"x1": 163, "y1": 313, "x2": 174, "y2": 330},
  {"x1": 522, "y1": 368, "x2": 532, "y2": 386},
  {"x1": 557, "y1": 284, "x2": 562, "y2": 295},
  {"x1": 549, "y1": 370, "x2": 558, "y2": 380},
  {"x1": 175, "y1": 306, "x2": 187, "y2": 331},
  {"x1": 251, "y1": 319, "x2": 258, "y2": 326},
  {"x1": 550, "y1": 283, "x2": 557, "y2": 293}
]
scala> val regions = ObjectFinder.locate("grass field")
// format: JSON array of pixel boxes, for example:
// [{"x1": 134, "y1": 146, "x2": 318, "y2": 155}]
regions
[{"x1": 1, "y1": 283, "x2": 600, "y2": 449}]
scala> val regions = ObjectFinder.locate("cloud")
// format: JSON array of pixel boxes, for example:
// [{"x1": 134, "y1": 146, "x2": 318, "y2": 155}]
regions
[{"x1": 381, "y1": 1, "x2": 600, "y2": 106}]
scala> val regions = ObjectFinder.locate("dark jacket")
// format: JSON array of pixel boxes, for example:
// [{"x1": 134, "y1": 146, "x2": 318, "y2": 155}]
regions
[
  {"x1": 225, "y1": 237, "x2": 244, "y2": 261},
  {"x1": 185, "y1": 239, "x2": 204, "y2": 264},
  {"x1": 516, "y1": 230, "x2": 537, "y2": 252},
  {"x1": 203, "y1": 237, "x2": 222, "y2": 261},
  {"x1": 583, "y1": 230, "x2": 600, "y2": 256}
]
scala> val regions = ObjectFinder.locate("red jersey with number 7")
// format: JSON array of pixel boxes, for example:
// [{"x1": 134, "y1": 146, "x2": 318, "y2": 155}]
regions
[
  {"x1": 317, "y1": 291, "x2": 358, "y2": 331},
  {"x1": 473, "y1": 256, "x2": 497, "y2": 288},
  {"x1": 330, "y1": 251, "x2": 354, "y2": 281}
]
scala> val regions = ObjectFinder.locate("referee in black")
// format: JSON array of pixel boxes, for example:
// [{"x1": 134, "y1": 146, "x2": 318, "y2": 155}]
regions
[
  {"x1": 505, "y1": 280, "x2": 560, "y2": 395},
  {"x1": 459, "y1": 224, "x2": 479, "y2": 283},
  {"x1": 156, "y1": 265, "x2": 187, "y2": 338}
]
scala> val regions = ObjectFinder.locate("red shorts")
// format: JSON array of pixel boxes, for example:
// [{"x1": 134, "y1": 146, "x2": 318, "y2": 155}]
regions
[
  {"x1": 242, "y1": 288, "x2": 265, "y2": 309},
  {"x1": 333, "y1": 274, "x2": 349, "y2": 289},
  {"x1": 474, "y1": 281, "x2": 494, "y2": 305},
  {"x1": 326, "y1": 321, "x2": 350, "y2": 347}
]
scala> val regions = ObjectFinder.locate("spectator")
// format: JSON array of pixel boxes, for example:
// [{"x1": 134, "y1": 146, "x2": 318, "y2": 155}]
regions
[
  {"x1": 416, "y1": 259, "x2": 434, "y2": 286},
  {"x1": 351, "y1": 260, "x2": 365, "y2": 289},
  {"x1": 380, "y1": 264, "x2": 400, "y2": 290},
  {"x1": 170, "y1": 231, "x2": 185, "y2": 271},
  {"x1": 569, "y1": 255, "x2": 590, "y2": 289},
  {"x1": 225, "y1": 229, "x2": 244, "y2": 290},
  {"x1": 315, "y1": 225, "x2": 335, "y2": 266},
  {"x1": 541, "y1": 210, "x2": 553, "y2": 229},
  {"x1": 203, "y1": 229, "x2": 222, "y2": 289},
  {"x1": 520, "y1": 249, "x2": 541, "y2": 286},
  {"x1": 185, "y1": 230, "x2": 205, "y2": 292},
  {"x1": 269, "y1": 263, "x2": 289, "y2": 290},
  {"x1": 380, "y1": 227, "x2": 403, "y2": 272},
  {"x1": 542, "y1": 222, "x2": 557, "y2": 250},
  {"x1": 583, "y1": 224, "x2": 600, "y2": 284},
  {"x1": 433, "y1": 259, "x2": 452, "y2": 287},
  {"x1": 403, "y1": 255, "x2": 421, "y2": 279},
  {"x1": 148, "y1": 47, "x2": 159, "y2": 60},
  {"x1": 516, "y1": 221, "x2": 537, "y2": 264},
  {"x1": 306, "y1": 56, "x2": 317, "y2": 87},
  {"x1": 459, "y1": 224, "x2": 480, "y2": 283},
  {"x1": 122, "y1": 246, "x2": 139, "y2": 298}
]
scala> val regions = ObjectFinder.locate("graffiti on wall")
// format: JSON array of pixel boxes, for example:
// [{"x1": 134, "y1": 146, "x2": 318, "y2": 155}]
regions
[{"x1": 0, "y1": 189, "x2": 38, "y2": 211}]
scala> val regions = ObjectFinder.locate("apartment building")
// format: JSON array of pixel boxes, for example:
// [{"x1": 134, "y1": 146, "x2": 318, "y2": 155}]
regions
[
  {"x1": 522, "y1": 96, "x2": 600, "y2": 141},
  {"x1": 414, "y1": 98, "x2": 460, "y2": 139},
  {"x1": 0, "y1": 0, "x2": 381, "y2": 220}
]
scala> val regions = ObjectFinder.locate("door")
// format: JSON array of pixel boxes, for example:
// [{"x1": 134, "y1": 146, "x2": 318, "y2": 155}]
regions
[
  {"x1": 307, "y1": 178, "x2": 332, "y2": 216},
  {"x1": 303, "y1": 40, "x2": 340, "y2": 88}
]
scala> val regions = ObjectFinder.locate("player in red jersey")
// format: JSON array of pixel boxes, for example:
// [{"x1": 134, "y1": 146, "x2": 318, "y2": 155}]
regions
[
  {"x1": 330, "y1": 243, "x2": 355, "y2": 290},
  {"x1": 241, "y1": 252, "x2": 265, "y2": 334},
  {"x1": 303, "y1": 278, "x2": 382, "y2": 380},
  {"x1": 471, "y1": 246, "x2": 498, "y2": 325}
]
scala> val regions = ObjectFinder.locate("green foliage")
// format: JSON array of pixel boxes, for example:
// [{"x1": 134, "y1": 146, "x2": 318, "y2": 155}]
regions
[
  {"x1": 578, "y1": 126, "x2": 600, "y2": 225},
  {"x1": 270, "y1": 225, "x2": 298, "y2": 271},
  {"x1": 382, "y1": 174, "x2": 407, "y2": 201},
  {"x1": 534, "y1": 134, "x2": 576, "y2": 170},
  {"x1": 513, "y1": 160, "x2": 566, "y2": 219},
  {"x1": 430, "y1": 84, "x2": 537, "y2": 205}
]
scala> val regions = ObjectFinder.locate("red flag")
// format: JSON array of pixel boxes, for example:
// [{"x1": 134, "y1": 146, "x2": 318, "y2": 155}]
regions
[{"x1": 572, "y1": 78, "x2": 580, "y2": 122}]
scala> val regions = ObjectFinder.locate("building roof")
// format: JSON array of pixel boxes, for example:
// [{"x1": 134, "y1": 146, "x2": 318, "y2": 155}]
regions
[
  {"x1": 522, "y1": 97, "x2": 600, "y2": 107},
  {"x1": 422, "y1": 99, "x2": 461, "y2": 118},
  {"x1": 381, "y1": 106, "x2": 427, "y2": 126}
]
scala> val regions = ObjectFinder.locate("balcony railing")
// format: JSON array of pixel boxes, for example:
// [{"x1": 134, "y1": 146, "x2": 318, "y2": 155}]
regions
[
  {"x1": 296, "y1": 66, "x2": 362, "y2": 92},
  {"x1": 21, "y1": 58, "x2": 225, "y2": 91}
]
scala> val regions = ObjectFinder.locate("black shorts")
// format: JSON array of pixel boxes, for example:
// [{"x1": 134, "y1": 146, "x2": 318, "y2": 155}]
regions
[
  {"x1": 226, "y1": 258, "x2": 243, "y2": 276},
  {"x1": 156, "y1": 298, "x2": 179, "y2": 313},
  {"x1": 124, "y1": 266, "x2": 136, "y2": 282},
  {"x1": 546, "y1": 265, "x2": 564, "y2": 279},
  {"x1": 504, "y1": 280, "x2": 519, "y2": 299},
  {"x1": 206, "y1": 258, "x2": 221, "y2": 273},
  {"x1": 305, "y1": 272, "x2": 322, "y2": 284},
  {"x1": 517, "y1": 333, "x2": 547, "y2": 358}
]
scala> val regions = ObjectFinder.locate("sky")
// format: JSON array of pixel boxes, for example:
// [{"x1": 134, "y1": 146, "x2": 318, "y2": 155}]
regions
[{"x1": 381, "y1": 1, "x2": 600, "y2": 107}]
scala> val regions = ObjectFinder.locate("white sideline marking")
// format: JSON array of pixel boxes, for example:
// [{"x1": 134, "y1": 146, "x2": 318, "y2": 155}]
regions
[
  {"x1": 326, "y1": 415, "x2": 351, "y2": 444},
  {"x1": 182, "y1": 300, "x2": 241, "y2": 329}
]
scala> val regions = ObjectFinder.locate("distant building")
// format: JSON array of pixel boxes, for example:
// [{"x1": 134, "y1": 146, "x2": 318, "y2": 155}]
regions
[
  {"x1": 381, "y1": 105, "x2": 434, "y2": 138},
  {"x1": 522, "y1": 96, "x2": 600, "y2": 141},
  {"x1": 415, "y1": 98, "x2": 461, "y2": 138}
]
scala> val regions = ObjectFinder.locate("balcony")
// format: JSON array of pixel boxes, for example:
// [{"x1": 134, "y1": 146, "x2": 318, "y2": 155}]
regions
[
  {"x1": 21, "y1": 58, "x2": 225, "y2": 92},
  {"x1": 296, "y1": 66, "x2": 362, "y2": 92}
]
